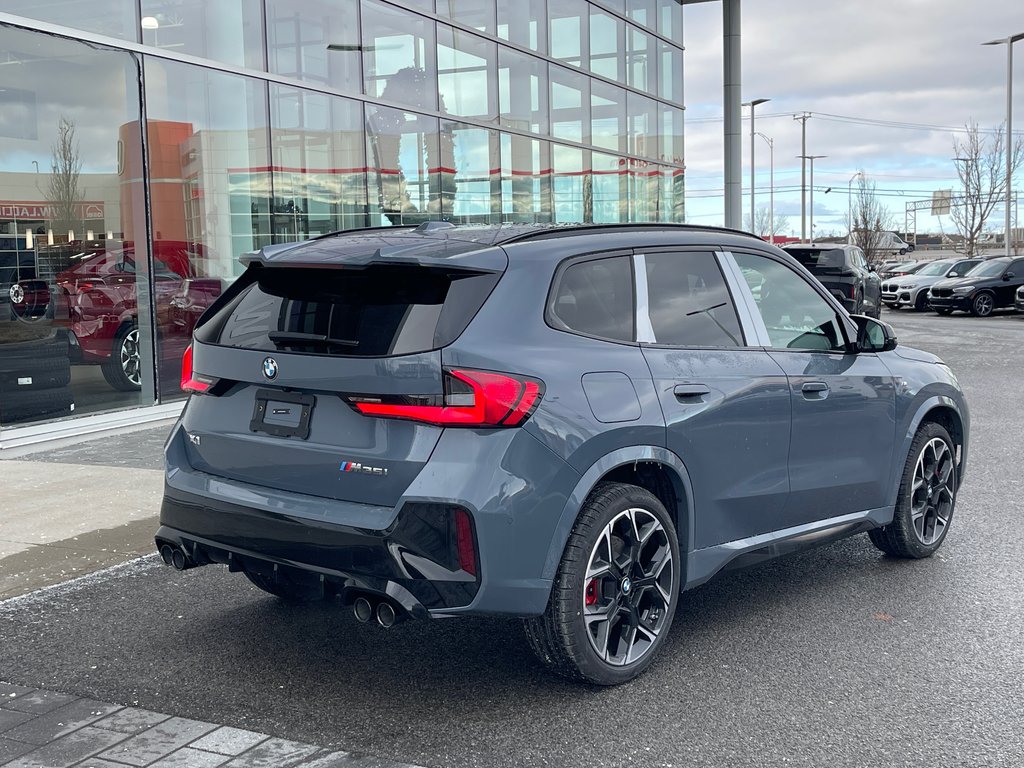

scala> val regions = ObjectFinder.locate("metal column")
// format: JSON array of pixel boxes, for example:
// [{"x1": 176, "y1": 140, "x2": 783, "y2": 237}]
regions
[{"x1": 723, "y1": 0, "x2": 742, "y2": 229}]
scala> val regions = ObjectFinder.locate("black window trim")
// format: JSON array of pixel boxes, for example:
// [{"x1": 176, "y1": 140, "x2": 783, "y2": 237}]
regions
[
  {"x1": 632, "y1": 246, "x2": 751, "y2": 350},
  {"x1": 544, "y1": 248, "x2": 639, "y2": 346}
]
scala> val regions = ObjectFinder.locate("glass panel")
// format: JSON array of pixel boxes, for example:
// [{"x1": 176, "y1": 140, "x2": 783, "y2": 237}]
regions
[
  {"x1": 591, "y1": 80, "x2": 626, "y2": 153},
  {"x1": 552, "y1": 144, "x2": 589, "y2": 223},
  {"x1": 500, "y1": 134, "x2": 552, "y2": 223},
  {"x1": 589, "y1": 9, "x2": 623, "y2": 82},
  {"x1": 140, "y1": 0, "x2": 265, "y2": 69},
  {"x1": 436, "y1": 0, "x2": 495, "y2": 34},
  {"x1": 498, "y1": 46, "x2": 548, "y2": 134},
  {"x1": 597, "y1": 0, "x2": 625, "y2": 13},
  {"x1": 440, "y1": 122, "x2": 501, "y2": 223},
  {"x1": 660, "y1": 103, "x2": 683, "y2": 165},
  {"x1": 733, "y1": 252, "x2": 847, "y2": 352},
  {"x1": 627, "y1": 24, "x2": 657, "y2": 96},
  {"x1": 549, "y1": 0, "x2": 588, "y2": 69},
  {"x1": 144, "y1": 58, "x2": 271, "y2": 398},
  {"x1": 266, "y1": 0, "x2": 361, "y2": 94},
  {"x1": 627, "y1": 90, "x2": 659, "y2": 160},
  {"x1": 657, "y1": 0, "x2": 683, "y2": 41},
  {"x1": 644, "y1": 252, "x2": 742, "y2": 347},
  {"x1": 0, "y1": 0, "x2": 137, "y2": 40},
  {"x1": 0, "y1": 26, "x2": 150, "y2": 425},
  {"x1": 629, "y1": 159, "x2": 660, "y2": 221},
  {"x1": 497, "y1": 0, "x2": 546, "y2": 54},
  {"x1": 550, "y1": 64, "x2": 590, "y2": 145},
  {"x1": 659, "y1": 42, "x2": 683, "y2": 104},
  {"x1": 365, "y1": 106, "x2": 442, "y2": 225},
  {"x1": 550, "y1": 256, "x2": 634, "y2": 342},
  {"x1": 361, "y1": 0, "x2": 438, "y2": 111},
  {"x1": 269, "y1": 85, "x2": 369, "y2": 243},
  {"x1": 438, "y1": 26, "x2": 497, "y2": 124},
  {"x1": 660, "y1": 165, "x2": 685, "y2": 222},
  {"x1": 591, "y1": 152, "x2": 627, "y2": 223},
  {"x1": 625, "y1": 0, "x2": 655, "y2": 29}
]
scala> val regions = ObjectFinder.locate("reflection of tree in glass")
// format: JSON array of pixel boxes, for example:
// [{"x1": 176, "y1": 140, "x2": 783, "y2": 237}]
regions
[
  {"x1": 367, "y1": 68, "x2": 456, "y2": 225},
  {"x1": 46, "y1": 116, "x2": 84, "y2": 239}
]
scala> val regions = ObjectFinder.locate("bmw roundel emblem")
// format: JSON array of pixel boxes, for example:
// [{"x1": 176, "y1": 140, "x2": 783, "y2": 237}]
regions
[{"x1": 262, "y1": 357, "x2": 279, "y2": 380}]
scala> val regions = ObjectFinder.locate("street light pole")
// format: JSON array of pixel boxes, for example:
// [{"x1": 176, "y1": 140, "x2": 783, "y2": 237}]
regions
[
  {"x1": 847, "y1": 171, "x2": 863, "y2": 244},
  {"x1": 756, "y1": 132, "x2": 774, "y2": 242},
  {"x1": 983, "y1": 32, "x2": 1024, "y2": 257},
  {"x1": 799, "y1": 155, "x2": 827, "y2": 244},
  {"x1": 744, "y1": 98, "x2": 770, "y2": 233}
]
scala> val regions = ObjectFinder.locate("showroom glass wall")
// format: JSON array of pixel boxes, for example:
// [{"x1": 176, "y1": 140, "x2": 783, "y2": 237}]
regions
[{"x1": 0, "y1": 0, "x2": 685, "y2": 430}]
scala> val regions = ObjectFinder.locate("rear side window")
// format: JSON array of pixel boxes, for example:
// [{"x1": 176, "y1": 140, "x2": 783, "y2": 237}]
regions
[
  {"x1": 203, "y1": 265, "x2": 499, "y2": 357},
  {"x1": 786, "y1": 248, "x2": 846, "y2": 271},
  {"x1": 549, "y1": 255, "x2": 635, "y2": 342},
  {"x1": 643, "y1": 252, "x2": 743, "y2": 347}
]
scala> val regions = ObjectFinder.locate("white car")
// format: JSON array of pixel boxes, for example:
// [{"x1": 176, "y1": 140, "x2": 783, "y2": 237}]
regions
[{"x1": 880, "y1": 258, "x2": 983, "y2": 311}]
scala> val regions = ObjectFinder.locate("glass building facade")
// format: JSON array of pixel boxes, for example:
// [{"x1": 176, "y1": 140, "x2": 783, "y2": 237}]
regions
[{"x1": 0, "y1": 0, "x2": 684, "y2": 432}]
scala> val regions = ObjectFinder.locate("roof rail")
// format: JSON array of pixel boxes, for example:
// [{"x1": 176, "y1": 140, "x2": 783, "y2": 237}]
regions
[{"x1": 497, "y1": 222, "x2": 763, "y2": 245}]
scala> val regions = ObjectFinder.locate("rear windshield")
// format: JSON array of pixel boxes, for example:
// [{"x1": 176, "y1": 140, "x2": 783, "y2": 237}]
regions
[
  {"x1": 201, "y1": 265, "x2": 499, "y2": 357},
  {"x1": 786, "y1": 248, "x2": 846, "y2": 271}
]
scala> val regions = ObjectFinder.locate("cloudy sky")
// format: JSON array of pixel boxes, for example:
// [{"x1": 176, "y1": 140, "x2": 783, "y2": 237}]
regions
[{"x1": 682, "y1": 0, "x2": 1023, "y2": 237}]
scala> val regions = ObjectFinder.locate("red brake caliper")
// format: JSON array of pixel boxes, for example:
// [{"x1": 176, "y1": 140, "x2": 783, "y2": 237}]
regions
[{"x1": 585, "y1": 578, "x2": 598, "y2": 606}]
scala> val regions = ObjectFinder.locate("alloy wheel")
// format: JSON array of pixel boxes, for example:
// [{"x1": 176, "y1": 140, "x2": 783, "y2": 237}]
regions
[
  {"x1": 583, "y1": 508, "x2": 674, "y2": 666},
  {"x1": 973, "y1": 293, "x2": 993, "y2": 316},
  {"x1": 120, "y1": 328, "x2": 142, "y2": 386},
  {"x1": 910, "y1": 437, "x2": 955, "y2": 546}
]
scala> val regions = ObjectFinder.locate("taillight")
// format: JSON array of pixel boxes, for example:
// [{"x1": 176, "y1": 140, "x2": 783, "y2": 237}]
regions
[
  {"x1": 851, "y1": 284, "x2": 857, "y2": 299},
  {"x1": 180, "y1": 344, "x2": 216, "y2": 394},
  {"x1": 349, "y1": 368, "x2": 544, "y2": 427}
]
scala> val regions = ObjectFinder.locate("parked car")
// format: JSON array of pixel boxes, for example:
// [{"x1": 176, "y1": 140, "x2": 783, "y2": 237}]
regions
[
  {"x1": 155, "y1": 222, "x2": 969, "y2": 686},
  {"x1": 782, "y1": 243, "x2": 881, "y2": 317},
  {"x1": 878, "y1": 260, "x2": 925, "y2": 281},
  {"x1": 167, "y1": 277, "x2": 226, "y2": 337},
  {"x1": 927, "y1": 256, "x2": 1024, "y2": 316},
  {"x1": 881, "y1": 258, "x2": 982, "y2": 311},
  {"x1": 1016, "y1": 285, "x2": 1024, "y2": 314}
]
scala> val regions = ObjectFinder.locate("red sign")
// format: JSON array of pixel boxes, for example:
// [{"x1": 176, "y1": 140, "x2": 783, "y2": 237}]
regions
[{"x1": 0, "y1": 201, "x2": 105, "y2": 220}]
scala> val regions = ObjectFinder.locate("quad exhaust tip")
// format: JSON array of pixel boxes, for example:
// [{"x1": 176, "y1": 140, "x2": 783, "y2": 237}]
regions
[
  {"x1": 158, "y1": 543, "x2": 191, "y2": 571},
  {"x1": 376, "y1": 601, "x2": 397, "y2": 628},
  {"x1": 353, "y1": 596, "x2": 373, "y2": 623}
]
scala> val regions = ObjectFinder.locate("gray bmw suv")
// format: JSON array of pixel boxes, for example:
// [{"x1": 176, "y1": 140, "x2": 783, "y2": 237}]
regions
[{"x1": 157, "y1": 223, "x2": 969, "y2": 685}]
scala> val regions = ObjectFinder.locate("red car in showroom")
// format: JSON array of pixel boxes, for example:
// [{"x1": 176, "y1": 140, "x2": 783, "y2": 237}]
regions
[{"x1": 55, "y1": 242, "x2": 211, "y2": 390}]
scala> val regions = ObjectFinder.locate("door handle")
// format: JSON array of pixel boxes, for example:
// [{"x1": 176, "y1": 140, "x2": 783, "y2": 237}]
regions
[
  {"x1": 673, "y1": 383, "x2": 711, "y2": 400},
  {"x1": 801, "y1": 381, "x2": 829, "y2": 399}
]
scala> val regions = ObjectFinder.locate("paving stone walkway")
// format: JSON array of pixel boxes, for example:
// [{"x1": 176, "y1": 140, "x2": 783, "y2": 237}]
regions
[{"x1": 0, "y1": 682, "x2": 425, "y2": 768}]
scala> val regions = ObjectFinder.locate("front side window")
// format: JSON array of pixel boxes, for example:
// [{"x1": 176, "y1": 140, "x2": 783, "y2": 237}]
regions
[
  {"x1": 643, "y1": 252, "x2": 743, "y2": 347},
  {"x1": 734, "y1": 252, "x2": 848, "y2": 352},
  {"x1": 550, "y1": 255, "x2": 635, "y2": 342}
]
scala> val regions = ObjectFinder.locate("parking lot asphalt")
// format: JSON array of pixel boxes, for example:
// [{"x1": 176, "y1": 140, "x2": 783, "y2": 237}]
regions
[{"x1": 1, "y1": 310, "x2": 1022, "y2": 768}]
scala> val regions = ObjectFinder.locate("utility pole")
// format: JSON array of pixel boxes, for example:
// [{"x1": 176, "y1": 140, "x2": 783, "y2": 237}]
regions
[
  {"x1": 794, "y1": 113, "x2": 811, "y2": 241},
  {"x1": 745, "y1": 98, "x2": 770, "y2": 233},
  {"x1": 799, "y1": 154, "x2": 827, "y2": 244},
  {"x1": 756, "y1": 132, "x2": 774, "y2": 242},
  {"x1": 982, "y1": 32, "x2": 1024, "y2": 257},
  {"x1": 847, "y1": 171, "x2": 863, "y2": 244}
]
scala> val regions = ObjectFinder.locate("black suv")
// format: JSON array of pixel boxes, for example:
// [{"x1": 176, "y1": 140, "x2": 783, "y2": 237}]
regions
[
  {"x1": 927, "y1": 256, "x2": 1024, "y2": 316},
  {"x1": 782, "y1": 244, "x2": 881, "y2": 317}
]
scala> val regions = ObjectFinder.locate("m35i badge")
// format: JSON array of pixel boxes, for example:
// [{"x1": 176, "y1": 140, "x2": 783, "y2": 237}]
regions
[{"x1": 340, "y1": 460, "x2": 388, "y2": 477}]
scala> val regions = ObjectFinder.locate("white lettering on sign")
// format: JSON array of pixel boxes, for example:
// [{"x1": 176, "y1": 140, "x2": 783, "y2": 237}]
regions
[{"x1": 0, "y1": 202, "x2": 105, "y2": 220}]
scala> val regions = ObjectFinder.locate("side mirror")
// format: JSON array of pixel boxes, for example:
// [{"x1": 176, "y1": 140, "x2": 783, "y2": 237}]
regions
[
  {"x1": 851, "y1": 315, "x2": 898, "y2": 353},
  {"x1": 1003, "y1": 272, "x2": 1014, "y2": 281},
  {"x1": 947, "y1": 271, "x2": 959, "y2": 277},
  {"x1": 868, "y1": 264, "x2": 877, "y2": 272}
]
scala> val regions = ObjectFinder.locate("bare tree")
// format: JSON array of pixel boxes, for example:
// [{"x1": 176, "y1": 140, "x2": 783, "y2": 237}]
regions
[
  {"x1": 849, "y1": 173, "x2": 895, "y2": 265},
  {"x1": 744, "y1": 206, "x2": 789, "y2": 241},
  {"x1": 950, "y1": 121, "x2": 1024, "y2": 256},
  {"x1": 46, "y1": 116, "x2": 84, "y2": 238}
]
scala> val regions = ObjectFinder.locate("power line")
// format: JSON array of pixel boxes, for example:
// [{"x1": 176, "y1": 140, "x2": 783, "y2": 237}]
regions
[{"x1": 686, "y1": 110, "x2": 1024, "y2": 136}]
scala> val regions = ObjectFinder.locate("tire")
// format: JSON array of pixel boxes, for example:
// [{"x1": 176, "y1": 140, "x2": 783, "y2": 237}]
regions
[
  {"x1": 913, "y1": 291, "x2": 929, "y2": 312},
  {"x1": 101, "y1": 323, "x2": 143, "y2": 392},
  {"x1": 244, "y1": 570, "x2": 325, "y2": 603},
  {"x1": 935, "y1": 308, "x2": 953, "y2": 316},
  {"x1": 869, "y1": 422, "x2": 957, "y2": 558},
  {"x1": 0, "y1": 355, "x2": 71, "y2": 392},
  {"x1": 523, "y1": 482, "x2": 680, "y2": 685},
  {"x1": 0, "y1": 386, "x2": 74, "y2": 424},
  {"x1": 969, "y1": 291, "x2": 995, "y2": 318}
]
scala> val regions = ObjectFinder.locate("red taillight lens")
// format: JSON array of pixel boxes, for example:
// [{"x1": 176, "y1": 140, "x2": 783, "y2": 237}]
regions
[
  {"x1": 454, "y1": 507, "x2": 477, "y2": 577},
  {"x1": 351, "y1": 368, "x2": 543, "y2": 428},
  {"x1": 180, "y1": 344, "x2": 214, "y2": 393}
]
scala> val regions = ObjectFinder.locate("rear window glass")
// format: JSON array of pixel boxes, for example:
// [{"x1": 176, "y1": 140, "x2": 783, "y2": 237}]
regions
[
  {"x1": 203, "y1": 265, "x2": 498, "y2": 357},
  {"x1": 549, "y1": 255, "x2": 635, "y2": 342},
  {"x1": 644, "y1": 252, "x2": 743, "y2": 347},
  {"x1": 786, "y1": 248, "x2": 846, "y2": 271}
]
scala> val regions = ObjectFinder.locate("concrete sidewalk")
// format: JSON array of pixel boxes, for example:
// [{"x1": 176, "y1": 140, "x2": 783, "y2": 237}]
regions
[{"x1": 0, "y1": 424, "x2": 170, "y2": 600}]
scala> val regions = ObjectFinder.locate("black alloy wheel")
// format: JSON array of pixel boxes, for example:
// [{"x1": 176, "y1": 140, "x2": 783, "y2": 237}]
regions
[{"x1": 970, "y1": 291, "x2": 995, "y2": 317}]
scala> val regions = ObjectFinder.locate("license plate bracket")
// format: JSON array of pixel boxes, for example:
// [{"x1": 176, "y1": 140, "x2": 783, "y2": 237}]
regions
[{"x1": 249, "y1": 389, "x2": 315, "y2": 439}]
